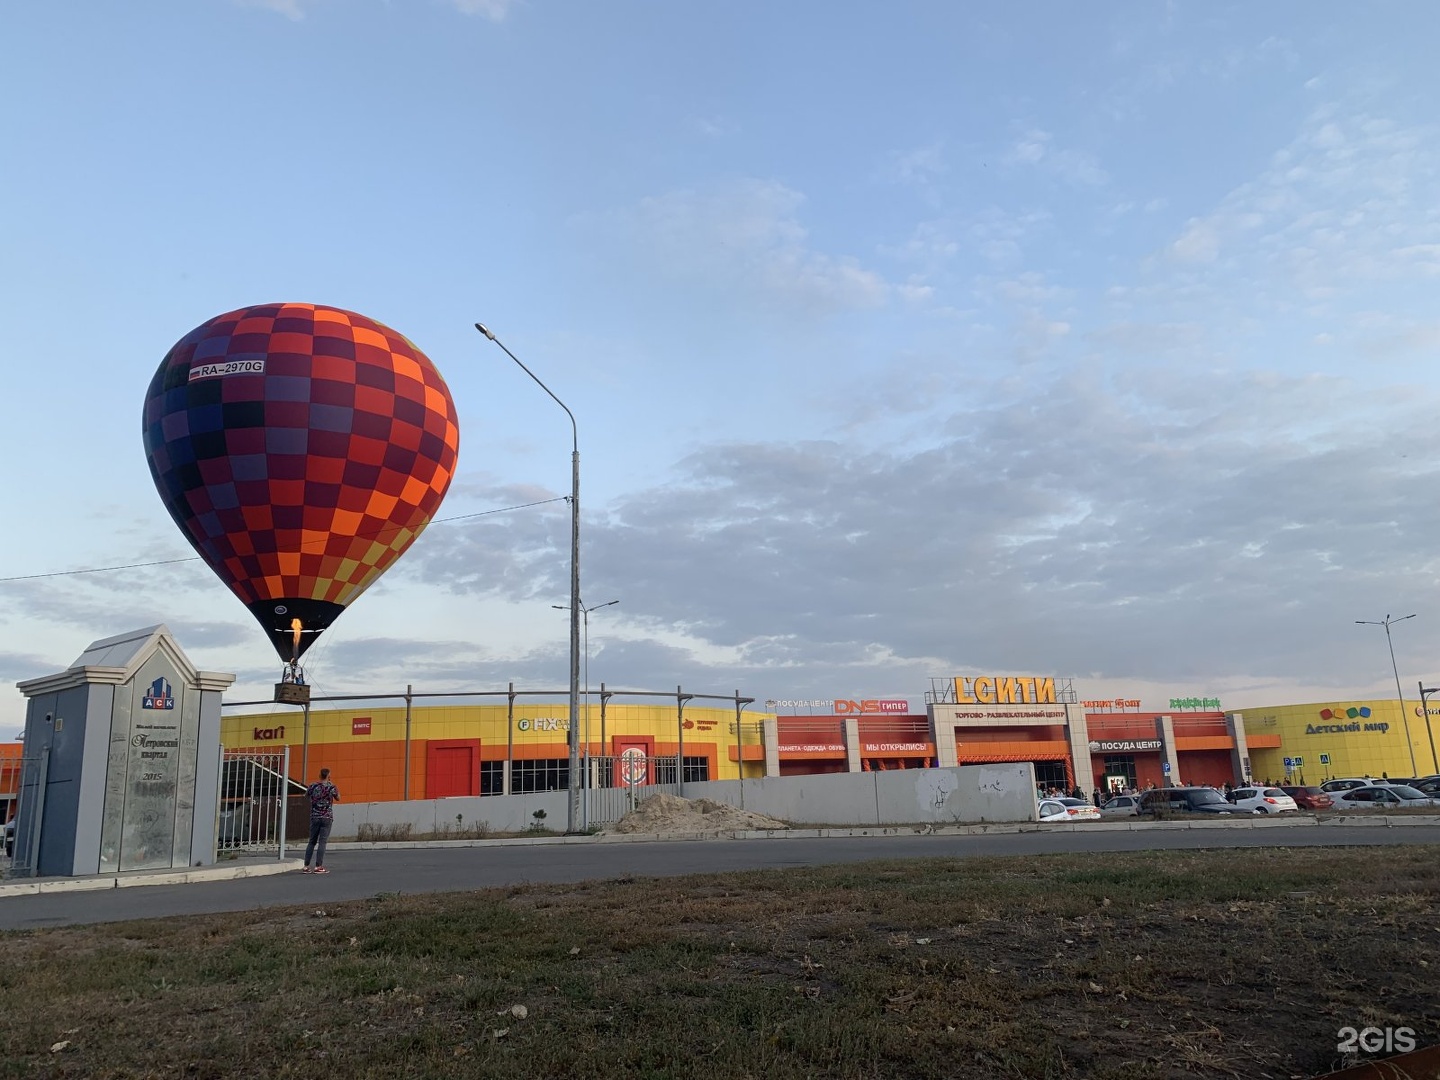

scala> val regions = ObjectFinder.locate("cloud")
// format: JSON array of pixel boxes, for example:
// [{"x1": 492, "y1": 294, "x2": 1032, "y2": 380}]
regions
[
  {"x1": 610, "y1": 179, "x2": 902, "y2": 317},
  {"x1": 1006, "y1": 129, "x2": 1109, "y2": 186},
  {"x1": 449, "y1": 0, "x2": 516, "y2": 19},
  {"x1": 882, "y1": 142, "x2": 948, "y2": 197},
  {"x1": 392, "y1": 361, "x2": 1440, "y2": 706},
  {"x1": 235, "y1": 0, "x2": 518, "y2": 20},
  {"x1": 13, "y1": 361, "x2": 1440, "y2": 717},
  {"x1": 1169, "y1": 218, "x2": 1220, "y2": 263},
  {"x1": 235, "y1": 0, "x2": 304, "y2": 18},
  {"x1": 1158, "y1": 103, "x2": 1439, "y2": 303}
]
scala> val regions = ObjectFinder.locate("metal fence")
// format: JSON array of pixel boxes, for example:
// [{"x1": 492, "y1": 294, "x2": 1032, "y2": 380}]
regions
[
  {"x1": 583, "y1": 753, "x2": 680, "y2": 827},
  {"x1": 218, "y1": 748, "x2": 296, "y2": 857}
]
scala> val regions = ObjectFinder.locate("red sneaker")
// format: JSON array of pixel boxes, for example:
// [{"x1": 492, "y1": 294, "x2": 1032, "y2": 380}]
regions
[{"x1": 313, "y1": 867, "x2": 330, "y2": 874}]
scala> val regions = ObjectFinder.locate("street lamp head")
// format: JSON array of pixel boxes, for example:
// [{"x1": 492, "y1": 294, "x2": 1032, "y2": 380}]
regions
[{"x1": 474, "y1": 322, "x2": 496, "y2": 341}]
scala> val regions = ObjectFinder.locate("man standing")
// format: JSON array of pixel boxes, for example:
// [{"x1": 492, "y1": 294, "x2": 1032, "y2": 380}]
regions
[{"x1": 302, "y1": 767, "x2": 340, "y2": 874}]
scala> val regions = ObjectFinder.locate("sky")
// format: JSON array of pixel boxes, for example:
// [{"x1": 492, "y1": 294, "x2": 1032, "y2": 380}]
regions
[{"x1": 5, "y1": 0, "x2": 1440, "y2": 732}]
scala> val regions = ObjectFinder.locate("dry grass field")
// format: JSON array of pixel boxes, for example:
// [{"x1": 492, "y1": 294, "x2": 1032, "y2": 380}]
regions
[{"x1": 1, "y1": 846, "x2": 1437, "y2": 1079}]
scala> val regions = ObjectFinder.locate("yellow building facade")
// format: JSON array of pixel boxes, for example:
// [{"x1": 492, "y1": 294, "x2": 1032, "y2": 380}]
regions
[
  {"x1": 223, "y1": 699, "x2": 764, "y2": 800},
  {"x1": 1243, "y1": 699, "x2": 1440, "y2": 783}
]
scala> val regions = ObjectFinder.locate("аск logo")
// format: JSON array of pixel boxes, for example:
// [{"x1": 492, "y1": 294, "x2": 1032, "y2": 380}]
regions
[{"x1": 142, "y1": 677, "x2": 175, "y2": 710}]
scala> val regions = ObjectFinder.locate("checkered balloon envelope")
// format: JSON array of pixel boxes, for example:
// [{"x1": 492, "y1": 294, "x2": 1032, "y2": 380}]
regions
[{"x1": 143, "y1": 303, "x2": 460, "y2": 663}]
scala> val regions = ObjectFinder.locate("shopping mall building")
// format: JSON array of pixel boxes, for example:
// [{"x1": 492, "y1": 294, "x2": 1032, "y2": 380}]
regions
[{"x1": 202, "y1": 672, "x2": 1440, "y2": 805}]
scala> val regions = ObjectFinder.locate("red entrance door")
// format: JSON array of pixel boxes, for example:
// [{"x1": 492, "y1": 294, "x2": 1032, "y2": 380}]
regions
[{"x1": 426, "y1": 740, "x2": 480, "y2": 798}]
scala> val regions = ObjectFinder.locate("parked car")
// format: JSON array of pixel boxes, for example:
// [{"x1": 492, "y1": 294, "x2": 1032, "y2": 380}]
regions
[
  {"x1": 1413, "y1": 778, "x2": 1440, "y2": 796},
  {"x1": 1280, "y1": 785, "x2": 1334, "y2": 811},
  {"x1": 1319, "y1": 777, "x2": 1382, "y2": 797},
  {"x1": 1100, "y1": 794, "x2": 1142, "y2": 817},
  {"x1": 1138, "y1": 787, "x2": 1261, "y2": 816},
  {"x1": 1330, "y1": 785, "x2": 1440, "y2": 811},
  {"x1": 1038, "y1": 797, "x2": 1101, "y2": 822},
  {"x1": 1229, "y1": 785, "x2": 1299, "y2": 814}
]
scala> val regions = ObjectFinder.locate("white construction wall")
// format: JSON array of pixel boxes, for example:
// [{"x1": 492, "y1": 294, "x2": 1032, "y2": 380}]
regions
[{"x1": 329, "y1": 762, "x2": 1036, "y2": 838}]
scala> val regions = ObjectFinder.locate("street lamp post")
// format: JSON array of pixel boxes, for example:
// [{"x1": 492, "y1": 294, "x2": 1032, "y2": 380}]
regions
[
  {"x1": 1417, "y1": 682, "x2": 1440, "y2": 776},
  {"x1": 1356, "y1": 614, "x2": 1418, "y2": 776},
  {"x1": 478, "y1": 323, "x2": 582, "y2": 832},
  {"x1": 554, "y1": 598, "x2": 618, "y2": 828}
]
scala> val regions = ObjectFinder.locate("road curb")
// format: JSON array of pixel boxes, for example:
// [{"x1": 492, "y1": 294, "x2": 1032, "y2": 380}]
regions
[{"x1": 0, "y1": 858, "x2": 302, "y2": 898}]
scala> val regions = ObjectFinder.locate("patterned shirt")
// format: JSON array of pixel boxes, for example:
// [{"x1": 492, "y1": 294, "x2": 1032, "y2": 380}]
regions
[{"x1": 307, "y1": 780, "x2": 340, "y2": 819}]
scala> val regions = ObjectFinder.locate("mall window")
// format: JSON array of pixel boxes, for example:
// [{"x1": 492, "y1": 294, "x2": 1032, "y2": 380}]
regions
[
  {"x1": 1104, "y1": 756, "x2": 1137, "y2": 789},
  {"x1": 511, "y1": 759, "x2": 570, "y2": 793},
  {"x1": 480, "y1": 760, "x2": 504, "y2": 796},
  {"x1": 652, "y1": 756, "x2": 710, "y2": 785},
  {"x1": 1035, "y1": 761, "x2": 1069, "y2": 790}
]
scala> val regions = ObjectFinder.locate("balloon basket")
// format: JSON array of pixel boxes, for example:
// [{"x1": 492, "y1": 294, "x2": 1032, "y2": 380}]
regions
[{"x1": 274, "y1": 682, "x2": 311, "y2": 705}]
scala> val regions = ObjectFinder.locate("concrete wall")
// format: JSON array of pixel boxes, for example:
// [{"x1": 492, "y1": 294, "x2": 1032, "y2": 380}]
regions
[
  {"x1": 329, "y1": 762, "x2": 1037, "y2": 838},
  {"x1": 334, "y1": 788, "x2": 571, "y2": 837}
]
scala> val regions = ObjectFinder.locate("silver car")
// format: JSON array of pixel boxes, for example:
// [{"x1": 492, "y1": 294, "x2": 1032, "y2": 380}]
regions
[
  {"x1": 1330, "y1": 785, "x2": 1440, "y2": 811},
  {"x1": 1100, "y1": 794, "x2": 1141, "y2": 817}
]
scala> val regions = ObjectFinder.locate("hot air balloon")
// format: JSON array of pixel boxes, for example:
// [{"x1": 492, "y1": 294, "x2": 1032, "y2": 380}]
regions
[{"x1": 142, "y1": 303, "x2": 460, "y2": 680}]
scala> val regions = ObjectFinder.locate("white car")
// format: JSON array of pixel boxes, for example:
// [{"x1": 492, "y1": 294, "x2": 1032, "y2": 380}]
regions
[
  {"x1": 1319, "y1": 777, "x2": 1383, "y2": 797},
  {"x1": 1038, "y1": 797, "x2": 1101, "y2": 822},
  {"x1": 1228, "y1": 786, "x2": 1299, "y2": 814},
  {"x1": 1100, "y1": 794, "x2": 1141, "y2": 817},
  {"x1": 1329, "y1": 785, "x2": 1440, "y2": 811}
]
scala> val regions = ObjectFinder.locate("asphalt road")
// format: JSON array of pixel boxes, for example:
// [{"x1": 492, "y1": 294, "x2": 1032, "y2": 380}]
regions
[{"x1": 4, "y1": 824, "x2": 1438, "y2": 930}]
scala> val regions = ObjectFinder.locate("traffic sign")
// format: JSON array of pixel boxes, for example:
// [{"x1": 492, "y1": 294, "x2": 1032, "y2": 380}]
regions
[
  {"x1": 1293, "y1": 756, "x2": 1304, "y2": 767},
  {"x1": 1161, "y1": 762, "x2": 1171, "y2": 775},
  {"x1": 1319, "y1": 753, "x2": 1330, "y2": 765},
  {"x1": 1283, "y1": 757, "x2": 1294, "y2": 769}
]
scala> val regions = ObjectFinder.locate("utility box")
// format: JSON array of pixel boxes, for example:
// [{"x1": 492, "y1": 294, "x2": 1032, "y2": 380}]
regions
[{"x1": 13, "y1": 626, "x2": 235, "y2": 877}]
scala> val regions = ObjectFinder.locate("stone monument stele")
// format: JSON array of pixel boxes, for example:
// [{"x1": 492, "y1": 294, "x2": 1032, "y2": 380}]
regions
[{"x1": 13, "y1": 625, "x2": 234, "y2": 877}]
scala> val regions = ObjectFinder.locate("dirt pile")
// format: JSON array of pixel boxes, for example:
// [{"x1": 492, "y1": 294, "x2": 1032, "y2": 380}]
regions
[{"x1": 610, "y1": 792, "x2": 790, "y2": 834}]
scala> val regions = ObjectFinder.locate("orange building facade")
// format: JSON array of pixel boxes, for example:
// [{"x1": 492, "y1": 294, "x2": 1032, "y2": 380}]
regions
[
  {"x1": 928, "y1": 676, "x2": 1280, "y2": 797},
  {"x1": 205, "y1": 677, "x2": 1308, "y2": 806}
]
